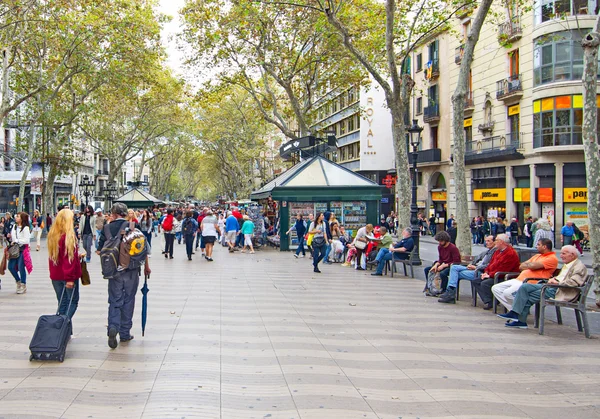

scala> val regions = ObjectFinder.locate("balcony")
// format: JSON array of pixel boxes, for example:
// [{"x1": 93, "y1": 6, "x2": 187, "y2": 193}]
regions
[
  {"x1": 464, "y1": 91, "x2": 474, "y2": 113},
  {"x1": 465, "y1": 132, "x2": 524, "y2": 165},
  {"x1": 498, "y1": 16, "x2": 522, "y2": 44},
  {"x1": 496, "y1": 74, "x2": 523, "y2": 102},
  {"x1": 424, "y1": 59, "x2": 439, "y2": 81},
  {"x1": 455, "y1": 44, "x2": 464, "y2": 64},
  {"x1": 423, "y1": 105, "x2": 440, "y2": 124},
  {"x1": 96, "y1": 169, "x2": 110, "y2": 177},
  {"x1": 417, "y1": 148, "x2": 442, "y2": 164}
]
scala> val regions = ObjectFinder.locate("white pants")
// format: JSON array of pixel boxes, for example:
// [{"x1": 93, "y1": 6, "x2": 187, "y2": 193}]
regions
[
  {"x1": 34, "y1": 228, "x2": 42, "y2": 248},
  {"x1": 491, "y1": 279, "x2": 523, "y2": 311}
]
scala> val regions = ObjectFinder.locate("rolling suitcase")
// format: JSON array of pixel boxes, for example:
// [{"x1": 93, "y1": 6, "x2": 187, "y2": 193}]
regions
[{"x1": 29, "y1": 288, "x2": 74, "y2": 362}]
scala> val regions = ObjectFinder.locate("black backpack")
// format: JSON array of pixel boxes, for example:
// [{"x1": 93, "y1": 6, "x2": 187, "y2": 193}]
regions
[
  {"x1": 100, "y1": 221, "x2": 127, "y2": 280},
  {"x1": 182, "y1": 218, "x2": 195, "y2": 236}
]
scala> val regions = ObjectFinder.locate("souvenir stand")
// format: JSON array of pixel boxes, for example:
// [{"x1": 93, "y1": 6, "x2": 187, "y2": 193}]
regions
[
  {"x1": 250, "y1": 155, "x2": 382, "y2": 251},
  {"x1": 114, "y1": 187, "x2": 164, "y2": 209}
]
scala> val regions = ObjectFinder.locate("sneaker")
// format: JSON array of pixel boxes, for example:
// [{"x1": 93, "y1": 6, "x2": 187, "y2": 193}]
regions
[
  {"x1": 505, "y1": 321, "x2": 528, "y2": 329},
  {"x1": 341, "y1": 262, "x2": 350, "y2": 267},
  {"x1": 482, "y1": 303, "x2": 493, "y2": 310},
  {"x1": 20, "y1": 284, "x2": 26, "y2": 294},
  {"x1": 497, "y1": 312, "x2": 519, "y2": 321},
  {"x1": 120, "y1": 335, "x2": 134, "y2": 343},
  {"x1": 371, "y1": 272, "x2": 382, "y2": 276},
  {"x1": 355, "y1": 267, "x2": 365, "y2": 271},
  {"x1": 241, "y1": 250, "x2": 247, "y2": 253},
  {"x1": 323, "y1": 260, "x2": 332, "y2": 265},
  {"x1": 300, "y1": 255, "x2": 305, "y2": 258},
  {"x1": 15, "y1": 282, "x2": 21, "y2": 294},
  {"x1": 207, "y1": 257, "x2": 213, "y2": 261},
  {"x1": 108, "y1": 327, "x2": 118, "y2": 349},
  {"x1": 250, "y1": 251, "x2": 255, "y2": 254},
  {"x1": 314, "y1": 268, "x2": 321, "y2": 273},
  {"x1": 294, "y1": 254, "x2": 298, "y2": 258}
]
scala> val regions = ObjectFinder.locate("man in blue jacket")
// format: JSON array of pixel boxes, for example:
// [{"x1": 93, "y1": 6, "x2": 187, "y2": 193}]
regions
[
  {"x1": 371, "y1": 227, "x2": 415, "y2": 276},
  {"x1": 225, "y1": 211, "x2": 239, "y2": 253},
  {"x1": 286, "y1": 214, "x2": 307, "y2": 258}
]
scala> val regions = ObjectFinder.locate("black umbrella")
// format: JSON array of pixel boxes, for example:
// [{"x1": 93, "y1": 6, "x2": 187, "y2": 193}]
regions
[{"x1": 141, "y1": 273, "x2": 149, "y2": 337}]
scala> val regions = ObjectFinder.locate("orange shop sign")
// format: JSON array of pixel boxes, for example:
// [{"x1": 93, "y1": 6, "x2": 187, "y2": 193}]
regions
[
  {"x1": 536, "y1": 188, "x2": 554, "y2": 203},
  {"x1": 513, "y1": 188, "x2": 530, "y2": 202},
  {"x1": 564, "y1": 188, "x2": 587, "y2": 202},
  {"x1": 431, "y1": 191, "x2": 447, "y2": 201}
]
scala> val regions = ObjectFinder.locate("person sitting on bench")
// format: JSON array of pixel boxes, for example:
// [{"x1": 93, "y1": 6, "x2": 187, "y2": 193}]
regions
[{"x1": 371, "y1": 227, "x2": 414, "y2": 277}]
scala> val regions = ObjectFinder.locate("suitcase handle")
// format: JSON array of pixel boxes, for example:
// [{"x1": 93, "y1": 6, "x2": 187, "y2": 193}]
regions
[{"x1": 57, "y1": 285, "x2": 76, "y2": 316}]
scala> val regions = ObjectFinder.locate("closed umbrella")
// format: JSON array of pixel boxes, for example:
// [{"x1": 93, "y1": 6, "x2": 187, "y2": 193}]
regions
[{"x1": 141, "y1": 274, "x2": 149, "y2": 337}]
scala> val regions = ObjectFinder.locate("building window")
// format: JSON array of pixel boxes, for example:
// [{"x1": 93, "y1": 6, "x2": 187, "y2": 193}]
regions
[
  {"x1": 535, "y1": 0, "x2": 597, "y2": 25},
  {"x1": 416, "y1": 53, "x2": 423, "y2": 72},
  {"x1": 509, "y1": 49, "x2": 519, "y2": 76},
  {"x1": 532, "y1": 94, "x2": 600, "y2": 147},
  {"x1": 347, "y1": 116, "x2": 355, "y2": 132},
  {"x1": 431, "y1": 126, "x2": 438, "y2": 149},
  {"x1": 356, "y1": 114, "x2": 361, "y2": 129},
  {"x1": 332, "y1": 99, "x2": 338, "y2": 114},
  {"x1": 339, "y1": 94, "x2": 346, "y2": 109},
  {"x1": 533, "y1": 31, "x2": 600, "y2": 86},
  {"x1": 416, "y1": 97, "x2": 423, "y2": 115},
  {"x1": 340, "y1": 119, "x2": 346, "y2": 136},
  {"x1": 428, "y1": 40, "x2": 438, "y2": 63},
  {"x1": 428, "y1": 84, "x2": 438, "y2": 106},
  {"x1": 348, "y1": 87, "x2": 356, "y2": 104}
]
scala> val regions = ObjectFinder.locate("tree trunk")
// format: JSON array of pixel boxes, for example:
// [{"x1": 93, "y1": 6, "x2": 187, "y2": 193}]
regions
[
  {"x1": 390, "y1": 100, "x2": 411, "y2": 230},
  {"x1": 42, "y1": 162, "x2": 58, "y2": 216},
  {"x1": 451, "y1": 0, "x2": 494, "y2": 257},
  {"x1": 581, "y1": 14, "x2": 600, "y2": 304},
  {"x1": 18, "y1": 122, "x2": 37, "y2": 213}
]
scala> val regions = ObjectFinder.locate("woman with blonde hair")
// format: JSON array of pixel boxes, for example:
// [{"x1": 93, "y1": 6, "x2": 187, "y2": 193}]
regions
[{"x1": 48, "y1": 209, "x2": 82, "y2": 320}]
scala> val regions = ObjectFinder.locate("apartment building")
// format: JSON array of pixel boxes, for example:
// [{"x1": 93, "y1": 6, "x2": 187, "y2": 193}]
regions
[
  {"x1": 411, "y1": 0, "x2": 595, "y2": 236},
  {"x1": 312, "y1": 82, "x2": 397, "y2": 215}
]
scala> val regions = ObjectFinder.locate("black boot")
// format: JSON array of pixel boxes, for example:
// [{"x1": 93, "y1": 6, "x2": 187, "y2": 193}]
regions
[{"x1": 438, "y1": 287, "x2": 456, "y2": 304}]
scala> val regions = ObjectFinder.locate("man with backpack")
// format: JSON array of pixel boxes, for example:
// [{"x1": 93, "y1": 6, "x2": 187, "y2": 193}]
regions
[
  {"x1": 161, "y1": 208, "x2": 176, "y2": 259},
  {"x1": 181, "y1": 211, "x2": 198, "y2": 261},
  {"x1": 96, "y1": 203, "x2": 151, "y2": 349}
]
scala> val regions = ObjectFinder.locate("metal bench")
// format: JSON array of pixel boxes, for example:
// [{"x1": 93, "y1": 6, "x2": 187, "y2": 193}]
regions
[
  {"x1": 539, "y1": 274, "x2": 595, "y2": 338},
  {"x1": 388, "y1": 249, "x2": 416, "y2": 278}
]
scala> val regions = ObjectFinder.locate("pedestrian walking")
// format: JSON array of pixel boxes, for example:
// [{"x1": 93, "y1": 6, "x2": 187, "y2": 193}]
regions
[
  {"x1": 45, "y1": 212, "x2": 53, "y2": 233},
  {"x1": 286, "y1": 213, "x2": 307, "y2": 258},
  {"x1": 175, "y1": 212, "x2": 183, "y2": 245},
  {"x1": 181, "y1": 211, "x2": 198, "y2": 260},
  {"x1": 8, "y1": 212, "x2": 32, "y2": 294},
  {"x1": 94, "y1": 209, "x2": 106, "y2": 250},
  {"x1": 561, "y1": 220, "x2": 575, "y2": 246},
  {"x1": 140, "y1": 210, "x2": 154, "y2": 254},
  {"x1": 309, "y1": 212, "x2": 328, "y2": 273},
  {"x1": 48, "y1": 208, "x2": 82, "y2": 321},
  {"x1": 97, "y1": 203, "x2": 151, "y2": 349},
  {"x1": 201, "y1": 209, "x2": 219, "y2": 260},
  {"x1": 217, "y1": 213, "x2": 225, "y2": 244},
  {"x1": 161, "y1": 208, "x2": 176, "y2": 259},
  {"x1": 509, "y1": 218, "x2": 519, "y2": 246},
  {"x1": 32, "y1": 209, "x2": 44, "y2": 251},
  {"x1": 240, "y1": 215, "x2": 255, "y2": 254},
  {"x1": 79, "y1": 206, "x2": 95, "y2": 263},
  {"x1": 225, "y1": 211, "x2": 239, "y2": 253}
]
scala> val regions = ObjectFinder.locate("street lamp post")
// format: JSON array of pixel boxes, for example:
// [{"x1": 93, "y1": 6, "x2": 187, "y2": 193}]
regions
[
  {"x1": 103, "y1": 181, "x2": 118, "y2": 207},
  {"x1": 78, "y1": 175, "x2": 95, "y2": 210},
  {"x1": 408, "y1": 119, "x2": 423, "y2": 265}
]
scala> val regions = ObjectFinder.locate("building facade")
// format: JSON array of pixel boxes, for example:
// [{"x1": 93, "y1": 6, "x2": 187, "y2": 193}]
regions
[{"x1": 409, "y1": 1, "x2": 596, "y2": 239}]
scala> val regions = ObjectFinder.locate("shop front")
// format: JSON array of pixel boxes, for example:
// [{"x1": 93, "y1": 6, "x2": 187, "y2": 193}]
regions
[
  {"x1": 473, "y1": 188, "x2": 507, "y2": 220},
  {"x1": 430, "y1": 190, "x2": 447, "y2": 231},
  {"x1": 536, "y1": 187, "x2": 555, "y2": 228},
  {"x1": 513, "y1": 187, "x2": 531, "y2": 224},
  {"x1": 250, "y1": 156, "x2": 382, "y2": 251},
  {"x1": 564, "y1": 187, "x2": 588, "y2": 237}
]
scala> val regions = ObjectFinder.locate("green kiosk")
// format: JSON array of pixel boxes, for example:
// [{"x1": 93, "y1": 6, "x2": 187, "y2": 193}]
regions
[{"x1": 250, "y1": 155, "x2": 383, "y2": 251}]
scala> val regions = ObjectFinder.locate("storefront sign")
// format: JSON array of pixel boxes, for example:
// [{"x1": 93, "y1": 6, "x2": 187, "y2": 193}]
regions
[
  {"x1": 536, "y1": 188, "x2": 554, "y2": 203},
  {"x1": 464, "y1": 118, "x2": 472, "y2": 127},
  {"x1": 564, "y1": 203, "x2": 589, "y2": 229},
  {"x1": 381, "y1": 197, "x2": 389, "y2": 204},
  {"x1": 417, "y1": 200, "x2": 426, "y2": 208},
  {"x1": 564, "y1": 187, "x2": 587, "y2": 202},
  {"x1": 513, "y1": 188, "x2": 530, "y2": 202},
  {"x1": 279, "y1": 136, "x2": 315, "y2": 158},
  {"x1": 508, "y1": 105, "x2": 520, "y2": 116},
  {"x1": 473, "y1": 188, "x2": 506, "y2": 201},
  {"x1": 431, "y1": 191, "x2": 447, "y2": 201}
]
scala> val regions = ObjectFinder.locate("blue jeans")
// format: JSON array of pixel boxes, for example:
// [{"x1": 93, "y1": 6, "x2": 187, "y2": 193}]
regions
[
  {"x1": 107, "y1": 269, "x2": 140, "y2": 339},
  {"x1": 472, "y1": 232, "x2": 478, "y2": 244},
  {"x1": 295, "y1": 235, "x2": 306, "y2": 256},
  {"x1": 448, "y1": 265, "x2": 477, "y2": 289},
  {"x1": 323, "y1": 243, "x2": 332, "y2": 261},
  {"x1": 313, "y1": 244, "x2": 326, "y2": 269},
  {"x1": 82, "y1": 233, "x2": 93, "y2": 262},
  {"x1": 8, "y1": 254, "x2": 26, "y2": 284},
  {"x1": 52, "y1": 280, "x2": 79, "y2": 320},
  {"x1": 175, "y1": 231, "x2": 182, "y2": 244},
  {"x1": 185, "y1": 234, "x2": 195, "y2": 257},
  {"x1": 95, "y1": 229, "x2": 102, "y2": 249}
]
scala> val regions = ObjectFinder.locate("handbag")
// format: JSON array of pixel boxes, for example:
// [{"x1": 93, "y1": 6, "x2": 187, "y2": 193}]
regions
[
  {"x1": 7, "y1": 243, "x2": 20, "y2": 259},
  {"x1": 312, "y1": 236, "x2": 325, "y2": 247},
  {"x1": 80, "y1": 260, "x2": 91, "y2": 286},
  {"x1": 0, "y1": 248, "x2": 7, "y2": 275},
  {"x1": 354, "y1": 240, "x2": 367, "y2": 250}
]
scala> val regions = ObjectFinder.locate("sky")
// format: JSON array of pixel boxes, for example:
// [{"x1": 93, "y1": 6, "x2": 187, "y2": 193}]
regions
[{"x1": 158, "y1": 0, "x2": 186, "y2": 76}]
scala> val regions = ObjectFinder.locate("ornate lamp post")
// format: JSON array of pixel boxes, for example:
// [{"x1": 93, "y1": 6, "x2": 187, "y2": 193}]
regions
[
  {"x1": 78, "y1": 175, "x2": 95, "y2": 210},
  {"x1": 103, "y1": 181, "x2": 118, "y2": 207},
  {"x1": 408, "y1": 119, "x2": 423, "y2": 265}
]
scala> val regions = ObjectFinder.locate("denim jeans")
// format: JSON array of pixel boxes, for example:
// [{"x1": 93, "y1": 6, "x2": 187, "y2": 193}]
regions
[
  {"x1": 295, "y1": 236, "x2": 306, "y2": 256},
  {"x1": 107, "y1": 269, "x2": 140, "y2": 339},
  {"x1": 82, "y1": 233, "x2": 93, "y2": 262},
  {"x1": 185, "y1": 234, "x2": 195, "y2": 257},
  {"x1": 375, "y1": 250, "x2": 408, "y2": 274},
  {"x1": 8, "y1": 254, "x2": 26, "y2": 284},
  {"x1": 164, "y1": 233, "x2": 175, "y2": 257},
  {"x1": 175, "y1": 231, "x2": 182, "y2": 244},
  {"x1": 323, "y1": 243, "x2": 332, "y2": 261},
  {"x1": 95, "y1": 229, "x2": 102, "y2": 250},
  {"x1": 448, "y1": 265, "x2": 476, "y2": 289},
  {"x1": 313, "y1": 244, "x2": 326, "y2": 269},
  {"x1": 52, "y1": 280, "x2": 79, "y2": 320}
]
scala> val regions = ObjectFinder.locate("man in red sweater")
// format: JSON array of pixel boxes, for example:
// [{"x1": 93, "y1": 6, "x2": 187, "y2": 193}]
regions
[
  {"x1": 472, "y1": 234, "x2": 521, "y2": 310},
  {"x1": 424, "y1": 231, "x2": 461, "y2": 296}
]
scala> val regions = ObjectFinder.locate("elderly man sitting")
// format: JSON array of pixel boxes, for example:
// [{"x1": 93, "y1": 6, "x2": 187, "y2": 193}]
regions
[
  {"x1": 497, "y1": 245, "x2": 587, "y2": 329},
  {"x1": 492, "y1": 238, "x2": 558, "y2": 311},
  {"x1": 370, "y1": 227, "x2": 414, "y2": 276},
  {"x1": 438, "y1": 235, "x2": 496, "y2": 303}
]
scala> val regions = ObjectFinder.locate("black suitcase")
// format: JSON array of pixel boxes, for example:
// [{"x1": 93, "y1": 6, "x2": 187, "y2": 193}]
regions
[{"x1": 29, "y1": 289, "x2": 74, "y2": 362}]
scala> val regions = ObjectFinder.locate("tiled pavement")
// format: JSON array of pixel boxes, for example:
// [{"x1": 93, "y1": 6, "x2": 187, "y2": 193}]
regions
[{"x1": 1, "y1": 240, "x2": 600, "y2": 419}]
